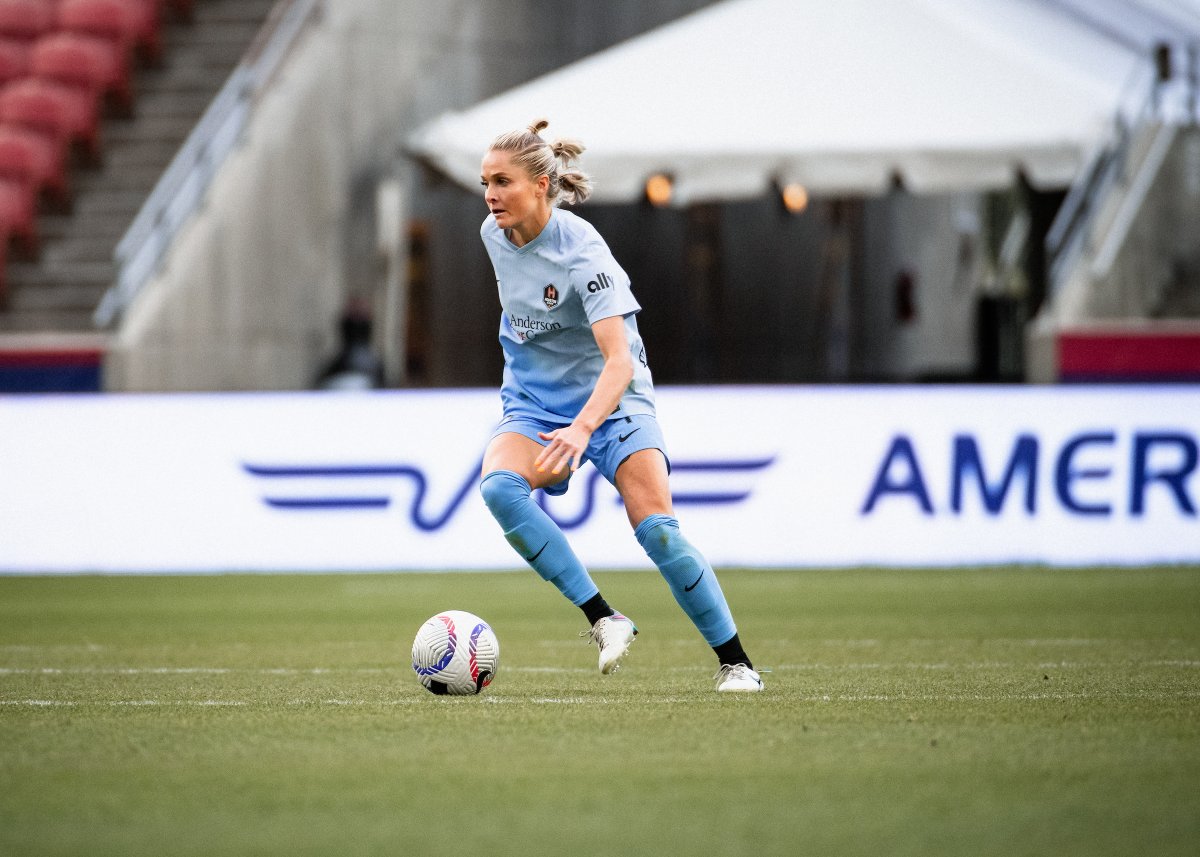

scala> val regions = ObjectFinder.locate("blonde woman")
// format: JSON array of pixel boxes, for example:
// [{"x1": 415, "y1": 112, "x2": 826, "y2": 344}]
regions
[{"x1": 477, "y1": 119, "x2": 762, "y2": 692}]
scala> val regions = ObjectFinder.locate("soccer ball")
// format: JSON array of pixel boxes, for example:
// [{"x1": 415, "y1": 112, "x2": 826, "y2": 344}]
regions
[{"x1": 411, "y1": 610, "x2": 500, "y2": 695}]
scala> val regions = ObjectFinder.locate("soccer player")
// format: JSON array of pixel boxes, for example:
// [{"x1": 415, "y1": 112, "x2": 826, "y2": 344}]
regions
[{"x1": 476, "y1": 119, "x2": 762, "y2": 692}]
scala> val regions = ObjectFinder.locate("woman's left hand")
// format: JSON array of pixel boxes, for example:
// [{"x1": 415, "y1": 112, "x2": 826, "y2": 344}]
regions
[
  {"x1": 535, "y1": 423, "x2": 593, "y2": 475},
  {"x1": 532, "y1": 317, "x2": 631, "y2": 478}
]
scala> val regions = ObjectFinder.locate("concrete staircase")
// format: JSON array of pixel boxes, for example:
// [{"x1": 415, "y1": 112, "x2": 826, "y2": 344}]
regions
[{"x1": 0, "y1": 0, "x2": 278, "y2": 334}]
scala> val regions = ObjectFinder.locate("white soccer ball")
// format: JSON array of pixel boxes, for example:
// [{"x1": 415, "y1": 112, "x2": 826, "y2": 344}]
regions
[{"x1": 411, "y1": 610, "x2": 500, "y2": 695}]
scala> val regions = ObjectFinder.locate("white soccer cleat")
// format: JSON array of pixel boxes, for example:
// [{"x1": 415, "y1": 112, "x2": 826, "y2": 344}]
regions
[
  {"x1": 714, "y1": 663, "x2": 764, "y2": 692},
  {"x1": 586, "y1": 613, "x2": 637, "y2": 674}
]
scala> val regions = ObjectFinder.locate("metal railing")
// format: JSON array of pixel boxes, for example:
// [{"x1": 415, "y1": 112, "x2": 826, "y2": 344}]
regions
[
  {"x1": 1044, "y1": 41, "x2": 1200, "y2": 300},
  {"x1": 94, "y1": 0, "x2": 324, "y2": 328}
]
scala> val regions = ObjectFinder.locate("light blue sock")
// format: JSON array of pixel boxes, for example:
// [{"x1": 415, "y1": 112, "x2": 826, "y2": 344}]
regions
[
  {"x1": 634, "y1": 513, "x2": 736, "y2": 646},
  {"x1": 479, "y1": 471, "x2": 599, "y2": 606}
]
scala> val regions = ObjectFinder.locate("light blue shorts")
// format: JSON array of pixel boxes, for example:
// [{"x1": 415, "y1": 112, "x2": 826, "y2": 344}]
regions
[{"x1": 491, "y1": 413, "x2": 670, "y2": 496}]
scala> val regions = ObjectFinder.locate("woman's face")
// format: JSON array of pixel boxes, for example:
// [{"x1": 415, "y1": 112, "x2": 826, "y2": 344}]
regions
[{"x1": 480, "y1": 149, "x2": 549, "y2": 235}]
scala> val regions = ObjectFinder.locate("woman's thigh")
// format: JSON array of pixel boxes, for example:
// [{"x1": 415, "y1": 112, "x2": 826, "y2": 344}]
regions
[
  {"x1": 614, "y1": 447, "x2": 673, "y2": 527},
  {"x1": 482, "y1": 431, "x2": 570, "y2": 492}
]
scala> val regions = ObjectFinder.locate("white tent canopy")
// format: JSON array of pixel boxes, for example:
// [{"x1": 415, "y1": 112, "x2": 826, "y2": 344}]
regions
[{"x1": 408, "y1": 0, "x2": 1157, "y2": 203}]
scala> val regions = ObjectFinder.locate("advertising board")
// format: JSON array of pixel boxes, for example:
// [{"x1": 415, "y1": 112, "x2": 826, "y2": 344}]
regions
[{"x1": 1, "y1": 386, "x2": 1195, "y2": 572}]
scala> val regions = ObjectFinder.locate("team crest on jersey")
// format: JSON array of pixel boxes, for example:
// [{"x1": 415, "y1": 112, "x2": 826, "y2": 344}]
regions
[{"x1": 543, "y1": 284, "x2": 559, "y2": 309}]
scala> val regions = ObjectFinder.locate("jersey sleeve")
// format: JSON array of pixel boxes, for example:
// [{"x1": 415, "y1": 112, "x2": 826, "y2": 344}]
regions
[{"x1": 568, "y1": 239, "x2": 641, "y2": 325}]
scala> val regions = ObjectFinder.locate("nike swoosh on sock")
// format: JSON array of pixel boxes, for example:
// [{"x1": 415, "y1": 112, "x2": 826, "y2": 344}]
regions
[
  {"x1": 525, "y1": 542, "x2": 549, "y2": 563},
  {"x1": 684, "y1": 570, "x2": 705, "y2": 592}
]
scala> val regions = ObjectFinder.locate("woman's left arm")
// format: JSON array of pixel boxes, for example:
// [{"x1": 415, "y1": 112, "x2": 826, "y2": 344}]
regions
[{"x1": 535, "y1": 315, "x2": 634, "y2": 475}]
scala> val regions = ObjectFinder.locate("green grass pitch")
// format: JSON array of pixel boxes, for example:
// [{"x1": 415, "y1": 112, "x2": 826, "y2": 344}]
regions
[{"x1": 2, "y1": 567, "x2": 1198, "y2": 856}]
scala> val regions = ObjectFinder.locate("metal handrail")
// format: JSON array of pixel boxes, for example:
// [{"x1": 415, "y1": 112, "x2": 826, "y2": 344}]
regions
[
  {"x1": 94, "y1": 0, "x2": 324, "y2": 328},
  {"x1": 1045, "y1": 40, "x2": 1200, "y2": 299}
]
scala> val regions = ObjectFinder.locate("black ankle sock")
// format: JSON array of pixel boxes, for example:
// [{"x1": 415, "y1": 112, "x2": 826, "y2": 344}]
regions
[
  {"x1": 580, "y1": 593, "x2": 616, "y2": 627},
  {"x1": 713, "y1": 634, "x2": 753, "y2": 670}
]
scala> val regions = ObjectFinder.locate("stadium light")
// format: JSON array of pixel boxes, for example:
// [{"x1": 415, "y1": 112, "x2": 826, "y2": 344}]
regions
[
  {"x1": 644, "y1": 173, "x2": 673, "y2": 207},
  {"x1": 779, "y1": 181, "x2": 809, "y2": 215}
]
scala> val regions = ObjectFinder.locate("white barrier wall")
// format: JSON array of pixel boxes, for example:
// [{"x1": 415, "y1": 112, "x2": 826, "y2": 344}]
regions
[{"x1": 1, "y1": 387, "x2": 1196, "y2": 573}]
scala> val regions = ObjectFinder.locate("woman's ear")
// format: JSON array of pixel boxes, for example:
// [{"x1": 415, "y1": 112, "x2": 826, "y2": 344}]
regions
[{"x1": 537, "y1": 174, "x2": 551, "y2": 198}]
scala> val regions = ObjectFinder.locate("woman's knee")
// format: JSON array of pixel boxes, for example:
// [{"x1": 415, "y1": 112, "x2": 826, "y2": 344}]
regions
[{"x1": 479, "y1": 470, "x2": 531, "y2": 520}]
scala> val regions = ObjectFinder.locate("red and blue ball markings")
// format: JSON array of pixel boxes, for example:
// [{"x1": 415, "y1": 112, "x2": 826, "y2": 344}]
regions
[
  {"x1": 415, "y1": 614, "x2": 493, "y2": 693},
  {"x1": 468, "y1": 621, "x2": 493, "y2": 688}
]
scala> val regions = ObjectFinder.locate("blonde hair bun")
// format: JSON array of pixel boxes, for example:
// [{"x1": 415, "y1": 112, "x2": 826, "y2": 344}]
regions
[{"x1": 489, "y1": 118, "x2": 594, "y2": 206}]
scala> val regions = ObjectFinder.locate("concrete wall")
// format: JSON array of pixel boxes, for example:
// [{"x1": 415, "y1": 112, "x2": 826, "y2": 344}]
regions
[
  {"x1": 1087, "y1": 126, "x2": 1200, "y2": 319},
  {"x1": 859, "y1": 191, "x2": 987, "y2": 380},
  {"x1": 1025, "y1": 125, "x2": 1200, "y2": 382}
]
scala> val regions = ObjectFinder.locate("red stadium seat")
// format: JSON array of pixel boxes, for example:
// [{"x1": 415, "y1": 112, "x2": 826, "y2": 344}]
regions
[
  {"x1": 0, "y1": 174, "x2": 39, "y2": 258},
  {"x1": 0, "y1": 123, "x2": 70, "y2": 209},
  {"x1": 0, "y1": 229, "x2": 8, "y2": 306},
  {"x1": 0, "y1": 77, "x2": 102, "y2": 166},
  {"x1": 0, "y1": 37, "x2": 30, "y2": 85},
  {"x1": 0, "y1": 78, "x2": 71, "y2": 156},
  {"x1": 0, "y1": 0, "x2": 54, "y2": 44},
  {"x1": 57, "y1": 0, "x2": 161, "y2": 67},
  {"x1": 31, "y1": 30, "x2": 133, "y2": 116}
]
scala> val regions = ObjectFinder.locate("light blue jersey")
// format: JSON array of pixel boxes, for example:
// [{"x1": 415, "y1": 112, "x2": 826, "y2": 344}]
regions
[{"x1": 481, "y1": 208, "x2": 656, "y2": 423}]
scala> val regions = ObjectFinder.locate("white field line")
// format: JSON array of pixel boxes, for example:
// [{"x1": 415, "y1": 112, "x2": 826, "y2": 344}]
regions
[
  {"x1": 2, "y1": 690, "x2": 1199, "y2": 708},
  {"x1": 2, "y1": 660, "x2": 1197, "y2": 676},
  {"x1": 0, "y1": 699, "x2": 423, "y2": 707},
  {"x1": 0, "y1": 665, "x2": 606, "y2": 676},
  {"x1": 813, "y1": 639, "x2": 1176, "y2": 647},
  {"x1": 4, "y1": 639, "x2": 1170, "y2": 655},
  {"x1": 0, "y1": 699, "x2": 248, "y2": 707},
  {"x1": 0, "y1": 667, "x2": 392, "y2": 675},
  {"x1": 0, "y1": 645, "x2": 106, "y2": 652},
  {"x1": 770, "y1": 660, "x2": 1200, "y2": 671},
  {"x1": 801, "y1": 690, "x2": 1200, "y2": 703}
]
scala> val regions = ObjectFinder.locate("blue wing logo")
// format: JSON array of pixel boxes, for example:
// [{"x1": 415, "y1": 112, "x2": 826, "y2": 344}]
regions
[
  {"x1": 242, "y1": 459, "x2": 483, "y2": 532},
  {"x1": 243, "y1": 454, "x2": 776, "y2": 531}
]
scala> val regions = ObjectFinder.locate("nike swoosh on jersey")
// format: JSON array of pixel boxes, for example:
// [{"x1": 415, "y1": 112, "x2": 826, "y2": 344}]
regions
[
  {"x1": 684, "y1": 570, "x2": 705, "y2": 592},
  {"x1": 618, "y1": 428, "x2": 641, "y2": 443}
]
